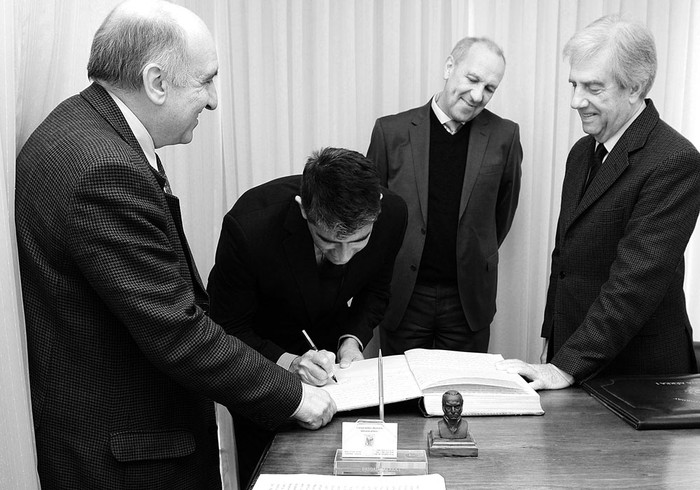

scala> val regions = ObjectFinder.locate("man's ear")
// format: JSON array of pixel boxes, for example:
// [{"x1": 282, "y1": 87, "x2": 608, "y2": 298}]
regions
[
  {"x1": 443, "y1": 55, "x2": 454, "y2": 80},
  {"x1": 628, "y1": 83, "x2": 644, "y2": 104},
  {"x1": 294, "y1": 195, "x2": 308, "y2": 220},
  {"x1": 142, "y1": 63, "x2": 166, "y2": 106}
]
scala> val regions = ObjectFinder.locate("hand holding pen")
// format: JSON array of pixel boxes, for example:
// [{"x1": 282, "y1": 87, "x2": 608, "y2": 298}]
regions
[{"x1": 290, "y1": 330, "x2": 338, "y2": 386}]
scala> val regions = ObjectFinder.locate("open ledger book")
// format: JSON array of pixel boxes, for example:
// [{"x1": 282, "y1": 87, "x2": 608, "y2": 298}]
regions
[{"x1": 323, "y1": 348, "x2": 544, "y2": 416}]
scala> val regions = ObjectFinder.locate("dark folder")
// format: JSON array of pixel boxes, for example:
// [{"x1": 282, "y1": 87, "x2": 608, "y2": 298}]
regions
[{"x1": 582, "y1": 374, "x2": 700, "y2": 430}]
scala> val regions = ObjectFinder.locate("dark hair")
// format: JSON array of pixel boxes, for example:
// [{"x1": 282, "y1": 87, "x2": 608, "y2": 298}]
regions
[
  {"x1": 300, "y1": 147, "x2": 382, "y2": 238},
  {"x1": 87, "y1": 4, "x2": 193, "y2": 90}
]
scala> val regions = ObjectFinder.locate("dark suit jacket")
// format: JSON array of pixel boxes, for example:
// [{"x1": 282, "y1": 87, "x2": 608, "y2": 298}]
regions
[
  {"x1": 207, "y1": 176, "x2": 407, "y2": 361},
  {"x1": 543, "y1": 100, "x2": 700, "y2": 382},
  {"x1": 367, "y1": 102, "x2": 522, "y2": 333},
  {"x1": 15, "y1": 83, "x2": 303, "y2": 489}
]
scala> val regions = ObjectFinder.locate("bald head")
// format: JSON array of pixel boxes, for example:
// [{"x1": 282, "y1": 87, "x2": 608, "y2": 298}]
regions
[{"x1": 87, "y1": 0, "x2": 212, "y2": 90}]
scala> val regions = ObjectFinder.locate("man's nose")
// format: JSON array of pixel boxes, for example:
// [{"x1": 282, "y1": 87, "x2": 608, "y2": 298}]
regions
[
  {"x1": 570, "y1": 86, "x2": 588, "y2": 110},
  {"x1": 206, "y1": 82, "x2": 218, "y2": 111},
  {"x1": 333, "y1": 244, "x2": 355, "y2": 264},
  {"x1": 470, "y1": 86, "x2": 484, "y2": 104}
]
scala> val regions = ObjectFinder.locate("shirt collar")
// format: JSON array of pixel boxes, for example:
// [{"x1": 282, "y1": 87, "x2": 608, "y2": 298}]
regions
[
  {"x1": 598, "y1": 101, "x2": 646, "y2": 158},
  {"x1": 105, "y1": 89, "x2": 158, "y2": 170},
  {"x1": 431, "y1": 93, "x2": 463, "y2": 133}
]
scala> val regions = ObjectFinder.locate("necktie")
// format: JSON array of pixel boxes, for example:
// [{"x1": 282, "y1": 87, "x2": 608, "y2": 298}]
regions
[
  {"x1": 445, "y1": 119, "x2": 462, "y2": 135},
  {"x1": 156, "y1": 155, "x2": 172, "y2": 194},
  {"x1": 584, "y1": 143, "x2": 608, "y2": 192}
]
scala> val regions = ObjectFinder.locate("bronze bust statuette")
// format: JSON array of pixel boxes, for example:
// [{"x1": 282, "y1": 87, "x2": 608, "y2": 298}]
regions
[{"x1": 428, "y1": 390, "x2": 478, "y2": 457}]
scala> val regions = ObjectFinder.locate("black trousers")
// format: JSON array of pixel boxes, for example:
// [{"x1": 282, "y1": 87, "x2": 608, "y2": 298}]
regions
[{"x1": 380, "y1": 282, "x2": 490, "y2": 355}]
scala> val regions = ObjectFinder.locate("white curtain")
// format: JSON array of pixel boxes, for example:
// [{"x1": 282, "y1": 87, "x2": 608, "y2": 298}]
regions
[{"x1": 3, "y1": 1, "x2": 699, "y2": 488}]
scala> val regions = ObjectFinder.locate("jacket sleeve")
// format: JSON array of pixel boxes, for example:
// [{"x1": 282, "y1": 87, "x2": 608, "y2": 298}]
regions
[
  {"x1": 495, "y1": 123, "x2": 523, "y2": 246},
  {"x1": 67, "y1": 159, "x2": 302, "y2": 429},
  {"x1": 207, "y1": 211, "x2": 290, "y2": 362},
  {"x1": 367, "y1": 118, "x2": 390, "y2": 187}
]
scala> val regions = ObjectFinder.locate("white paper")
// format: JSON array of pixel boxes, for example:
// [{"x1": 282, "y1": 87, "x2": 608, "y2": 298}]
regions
[
  {"x1": 404, "y1": 349, "x2": 525, "y2": 391},
  {"x1": 252, "y1": 473, "x2": 446, "y2": 490},
  {"x1": 341, "y1": 420, "x2": 398, "y2": 458},
  {"x1": 322, "y1": 356, "x2": 422, "y2": 412}
]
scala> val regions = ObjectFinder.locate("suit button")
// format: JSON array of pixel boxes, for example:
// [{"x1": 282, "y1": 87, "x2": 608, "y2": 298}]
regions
[
  {"x1": 559, "y1": 271, "x2": 566, "y2": 279},
  {"x1": 421, "y1": 228, "x2": 426, "y2": 235},
  {"x1": 410, "y1": 265, "x2": 417, "y2": 272}
]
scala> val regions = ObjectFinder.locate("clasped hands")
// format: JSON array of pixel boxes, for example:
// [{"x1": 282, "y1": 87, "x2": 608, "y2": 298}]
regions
[{"x1": 290, "y1": 337, "x2": 363, "y2": 386}]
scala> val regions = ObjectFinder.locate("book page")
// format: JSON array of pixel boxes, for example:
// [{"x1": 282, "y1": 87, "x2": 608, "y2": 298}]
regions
[
  {"x1": 253, "y1": 473, "x2": 446, "y2": 490},
  {"x1": 403, "y1": 348, "x2": 530, "y2": 392},
  {"x1": 321, "y1": 355, "x2": 423, "y2": 412}
]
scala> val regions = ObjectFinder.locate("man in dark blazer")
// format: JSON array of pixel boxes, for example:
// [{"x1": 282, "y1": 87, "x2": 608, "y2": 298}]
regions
[
  {"x1": 367, "y1": 37, "x2": 522, "y2": 355},
  {"x1": 14, "y1": 2, "x2": 335, "y2": 489},
  {"x1": 498, "y1": 15, "x2": 700, "y2": 389},
  {"x1": 207, "y1": 147, "x2": 408, "y2": 487}
]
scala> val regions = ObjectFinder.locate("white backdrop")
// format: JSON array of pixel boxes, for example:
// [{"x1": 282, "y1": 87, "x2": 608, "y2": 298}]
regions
[{"x1": 2, "y1": 1, "x2": 699, "y2": 488}]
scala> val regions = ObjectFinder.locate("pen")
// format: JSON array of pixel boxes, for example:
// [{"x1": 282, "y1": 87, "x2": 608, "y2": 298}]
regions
[
  {"x1": 301, "y1": 329, "x2": 338, "y2": 383},
  {"x1": 378, "y1": 348, "x2": 384, "y2": 421}
]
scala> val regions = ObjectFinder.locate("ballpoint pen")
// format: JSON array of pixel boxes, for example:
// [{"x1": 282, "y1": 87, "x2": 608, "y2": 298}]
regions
[
  {"x1": 378, "y1": 348, "x2": 385, "y2": 421},
  {"x1": 301, "y1": 329, "x2": 338, "y2": 383}
]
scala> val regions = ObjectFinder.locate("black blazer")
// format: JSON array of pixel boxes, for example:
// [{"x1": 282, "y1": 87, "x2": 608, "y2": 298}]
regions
[
  {"x1": 15, "y1": 83, "x2": 303, "y2": 489},
  {"x1": 543, "y1": 100, "x2": 700, "y2": 381},
  {"x1": 207, "y1": 175, "x2": 408, "y2": 361},
  {"x1": 367, "y1": 102, "x2": 522, "y2": 333}
]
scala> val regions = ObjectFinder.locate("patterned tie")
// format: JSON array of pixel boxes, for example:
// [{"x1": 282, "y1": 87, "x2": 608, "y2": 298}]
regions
[
  {"x1": 155, "y1": 154, "x2": 172, "y2": 194},
  {"x1": 584, "y1": 143, "x2": 608, "y2": 192},
  {"x1": 445, "y1": 119, "x2": 462, "y2": 135}
]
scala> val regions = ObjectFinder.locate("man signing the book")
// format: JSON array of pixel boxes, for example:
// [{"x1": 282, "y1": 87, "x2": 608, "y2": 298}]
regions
[{"x1": 207, "y1": 147, "x2": 407, "y2": 487}]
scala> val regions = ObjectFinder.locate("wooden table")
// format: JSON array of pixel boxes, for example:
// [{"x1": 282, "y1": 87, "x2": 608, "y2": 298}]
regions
[{"x1": 252, "y1": 388, "x2": 700, "y2": 489}]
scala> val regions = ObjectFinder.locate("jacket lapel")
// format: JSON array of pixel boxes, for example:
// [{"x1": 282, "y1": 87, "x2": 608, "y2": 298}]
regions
[
  {"x1": 163, "y1": 193, "x2": 209, "y2": 304},
  {"x1": 559, "y1": 138, "x2": 595, "y2": 235},
  {"x1": 409, "y1": 104, "x2": 431, "y2": 226},
  {"x1": 80, "y1": 82, "x2": 208, "y2": 302},
  {"x1": 575, "y1": 144, "x2": 629, "y2": 211},
  {"x1": 460, "y1": 113, "x2": 490, "y2": 219},
  {"x1": 562, "y1": 100, "x2": 658, "y2": 235}
]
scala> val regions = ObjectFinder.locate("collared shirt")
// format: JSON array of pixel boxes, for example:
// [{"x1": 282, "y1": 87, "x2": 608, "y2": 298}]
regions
[
  {"x1": 597, "y1": 101, "x2": 646, "y2": 162},
  {"x1": 105, "y1": 89, "x2": 158, "y2": 170},
  {"x1": 432, "y1": 93, "x2": 464, "y2": 135}
]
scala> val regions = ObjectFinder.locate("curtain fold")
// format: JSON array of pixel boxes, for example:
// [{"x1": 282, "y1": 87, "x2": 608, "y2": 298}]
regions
[
  {"x1": 1, "y1": 0, "x2": 41, "y2": 487},
  {"x1": 3, "y1": 1, "x2": 699, "y2": 488}
]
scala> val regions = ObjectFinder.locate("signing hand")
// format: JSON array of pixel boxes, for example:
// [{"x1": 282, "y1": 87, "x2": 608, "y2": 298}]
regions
[
  {"x1": 290, "y1": 349, "x2": 337, "y2": 386},
  {"x1": 292, "y1": 383, "x2": 337, "y2": 430},
  {"x1": 337, "y1": 337, "x2": 364, "y2": 368},
  {"x1": 495, "y1": 359, "x2": 574, "y2": 391}
]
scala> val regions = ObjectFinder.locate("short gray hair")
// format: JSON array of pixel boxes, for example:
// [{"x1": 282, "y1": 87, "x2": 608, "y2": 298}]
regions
[
  {"x1": 450, "y1": 37, "x2": 506, "y2": 66},
  {"x1": 87, "y1": 4, "x2": 193, "y2": 90},
  {"x1": 563, "y1": 15, "x2": 657, "y2": 97}
]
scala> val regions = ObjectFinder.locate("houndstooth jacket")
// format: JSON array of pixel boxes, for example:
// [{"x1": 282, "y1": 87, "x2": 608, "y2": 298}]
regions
[{"x1": 15, "y1": 83, "x2": 302, "y2": 489}]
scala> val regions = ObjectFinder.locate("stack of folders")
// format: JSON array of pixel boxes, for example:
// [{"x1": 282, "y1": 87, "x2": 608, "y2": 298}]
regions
[{"x1": 583, "y1": 374, "x2": 700, "y2": 430}]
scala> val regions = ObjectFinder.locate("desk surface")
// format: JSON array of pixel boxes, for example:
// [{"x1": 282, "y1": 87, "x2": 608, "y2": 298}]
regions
[{"x1": 253, "y1": 388, "x2": 700, "y2": 489}]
